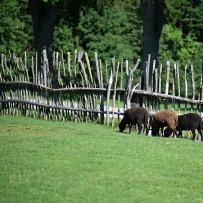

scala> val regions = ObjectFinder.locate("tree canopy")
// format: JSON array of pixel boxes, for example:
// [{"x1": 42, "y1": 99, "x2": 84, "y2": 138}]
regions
[{"x1": 1, "y1": 0, "x2": 203, "y2": 95}]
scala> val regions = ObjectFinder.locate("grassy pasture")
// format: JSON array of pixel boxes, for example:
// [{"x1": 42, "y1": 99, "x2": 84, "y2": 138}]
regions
[{"x1": 0, "y1": 115, "x2": 203, "y2": 203}]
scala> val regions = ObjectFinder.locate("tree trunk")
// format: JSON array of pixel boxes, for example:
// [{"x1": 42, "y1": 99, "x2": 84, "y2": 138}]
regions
[
  {"x1": 140, "y1": 0, "x2": 164, "y2": 87},
  {"x1": 29, "y1": 0, "x2": 58, "y2": 85}
]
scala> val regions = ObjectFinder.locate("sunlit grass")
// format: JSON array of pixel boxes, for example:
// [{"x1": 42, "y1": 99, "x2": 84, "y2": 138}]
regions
[{"x1": 0, "y1": 115, "x2": 203, "y2": 203}]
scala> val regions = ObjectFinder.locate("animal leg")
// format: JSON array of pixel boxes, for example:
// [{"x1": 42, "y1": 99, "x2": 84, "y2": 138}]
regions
[
  {"x1": 197, "y1": 128, "x2": 203, "y2": 141},
  {"x1": 191, "y1": 130, "x2": 196, "y2": 140},
  {"x1": 172, "y1": 128, "x2": 178, "y2": 138},
  {"x1": 145, "y1": 125, "x2": 149, "y2": 135},
  {"x1": 178, "y1": 131, "x2": 182, "y2": 138},
  {"x1": 137, "y1": 123, "x2": 142, "y2": 134},
  {"x1": 129, "y1": 124, "x2": 132, "y2": 134}
]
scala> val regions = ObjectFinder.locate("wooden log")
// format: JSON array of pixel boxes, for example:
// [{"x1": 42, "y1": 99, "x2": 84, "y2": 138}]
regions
[
  {"x1": 105, "y1": 59, "x2": 109, "y2": 86},
  {"x1": 74, "y1": 50, "x2": 77, "y2": 88},
  {"x1": 165, "y1": 61, "x2": 170, "y2": 95},
  {"x1": 112, "y1": 62, "x2": 119, "y2": 128},
  {"x1": 67, "y1": 52, "x2": 72, "y2": 88},
  {"x1": 124, "y1": 60, "x2": 129, "y2": 110},
  {"x1": 146, "y1": 54, "x2": 150, "y2": 92},
  {"x1": 42, "y1": 50, "x2": 48, "y2": 87},
  {"x1": 142, "y1": 60, "x2": 148, "y2": 108},
  {"x1": 200, "y1": 64, "x2": 203, "y2": 119},
  {"x1": 35, "y1": 51, "x2": 38, "y2": 84},
  {"x1": 19, "y1": 56, "x2": 29, "y2": 82},
  {"x1": 106, "y1": 70, "x2": 113, "y2": 125},
  {"x1": 31, "y1": 56, "x2": 35, "y2": 83},
  {"x1": 154, "y1": 65, "x2": 158, "y2": 111},
  {"x1": 117, "y1": 58, "x2": 123, "y2": 121},
  {"x1": 191, "y1": 62, "x2": 196, "y2": 100},
  {"x1": 164, "y1": 61, "x2": 170, "y2": 110},
  {"x1": 85, "y1": 52, "x2": 93, "y2": 86},
  {"x1": 184, "y1": 64, "x2": 188, "y2": 113},
  {"x1": 99, "y1": 59, "x2": 104, "y2": 124},
  {"x1": 176, "y1": 62, "x2": 181, "y2": 114},
  {"x1": 158, "y1": 64, "x2": 162, "y2": 110},
  {"x1": 149, "y1": 60, "x2": 156, "y2": 114},
  {"x1": 172, "y1": 64, "x2": 176, "y2": 111},
  {"x1": 78, "y1": 52, "x2": 89, "y2": 87},
  {"x1": 95, "y1": 52, "x2": 101, "y2": 88},
  {"x1": 126, "y1": 59, "x2": 140, "y2": 109},
  {"x1": 3, "y1": 55, "x2": 13, "y2": 81}
]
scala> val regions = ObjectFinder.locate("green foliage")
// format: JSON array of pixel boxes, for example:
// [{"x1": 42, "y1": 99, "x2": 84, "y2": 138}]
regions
[
  {"x1": 53, "y1": 19, "x2": 75, "y2": 52},
  {"x1": 0, "y1": 0, "x2": 33, "y2": 56},
  {"x1": 181, "y1": 0, "x2": 203, "y2": 42},
  {"x1": 158, "y1": 24, "x2": 203, "y2": 96},
  {"x1": 159, "y1": 24, "x2": 203, "y2": 64},
  {"x1": 74, "y1": 1, "x2": 142, "y2": 67},
  {"x1": 164, "y1": 0, "x2": 189, "y2": 27}
]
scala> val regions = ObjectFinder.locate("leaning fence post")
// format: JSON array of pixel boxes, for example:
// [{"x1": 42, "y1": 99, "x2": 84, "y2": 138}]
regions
[
  {"x1": 74, "y1": 50, "x2": 77, "y2": 88},
  {"x1": 106, "y1": 70, "x2": 113, "y2": 125},
  {"x1": 164, "y1": 61, "x2": 170, "y2": 110},
  {"x1": 184, "y1": 64, "x2": 188, "y2": 113},
  {"x1": 85, "y1": 52, "x2": 93, "y2": 86},
  {"x1": 149, "y1": 60, "x2": 156, "y2": 113},
  {"x1": 95, "y1": 52, "x2": 101, "y2": 88},
  {"x1": 191, "y1": 62, "x2": 195, "y2": 100},
  {"x1": 67, "y1": 52, "x2": 72, "y2": 88},
  {"x1": 112, "y1": 62, "x2": 119, "y2": 128},
  {"x1": 200, "y1": 65, "x2": 203, "y2": 119},
  {"x1": 124, "y1": 60, "x2": 129, "y2": 110},
  {"x1": 1, "y1": 54, "x2": 4, "y2": 80},
  {"x1": 126, "y1": 59, "x2": 140, "y2": 109},
  {"x1": 99, "y1": 59, "x2": 104, "y2": 124},
  {"x1": 42, "y1": 50, "x2": 48, "y2": 87},
  {"x1": 172, "y1": 64, "x2": 177, "y2": 111}
]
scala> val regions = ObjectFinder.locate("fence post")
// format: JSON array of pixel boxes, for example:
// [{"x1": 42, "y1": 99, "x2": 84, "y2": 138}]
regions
[
  {"x1": 106, "y1": 70, "x2": 113, "y2": 125},
  {"x1": 67, "y1": 52, "x2": 72, "y2": 88},
  {"x1": 85, "y1": 52, "x2": 93, "y2": 86},
  {"x1": 191, "y1": 62, "x2": 195, "y2": 100},
  {"x1": 172, "y1": 64, "x2": 176, "y2": 111},
  {"x1": 95, "y1": 52, "x2": 101, "y2": 87},
  {"x1": 112, "y1": 62, "x2": 119, "y2": 128},
  {"x1": 200, "y1": 65, "x2": 203, "y2": 119},
  {"x1": 99, "y1": 59, "x2": 104, "y2": 124},
  {"x1": 164, "y1": 61, "x2": 170, "y2": 109},
  {"x1": 126, "y1": 59, "x2": 140, "y2": 109},
  {"x1": 184, "y1": 64, "x2": 188, "y2": 113},
  {"x1": 74, "y1": 50, "x2": 77, "y2": 88},
  {"x1": 124, "y1": 60, "x2": 129, "y2": 110},
  {"x1": 42, "y1": 50, "x2": 48, "y2": 87}
]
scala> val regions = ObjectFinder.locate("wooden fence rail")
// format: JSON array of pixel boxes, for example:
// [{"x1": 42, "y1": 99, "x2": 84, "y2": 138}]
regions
[{"x1": 1, "y1": 51, "x2": 203, "y2": 127}]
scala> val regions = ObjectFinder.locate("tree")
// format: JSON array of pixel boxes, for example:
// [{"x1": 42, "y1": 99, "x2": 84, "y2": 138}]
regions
[
  {"x1": 75, "y1": 1, "x2": 142, "y2": 66},
  {"x1": 28, "y1": 0, "x2": 58, "y2": 75},
  {"x1": 28, "y1": 0, "x2": 97, "y2": 86},
  {"x1": 180, "y1": 0, "x2": 203, "y2": 42},
  {"x1": 140, "y1": 0, "x2": 164, "y2": 89}
]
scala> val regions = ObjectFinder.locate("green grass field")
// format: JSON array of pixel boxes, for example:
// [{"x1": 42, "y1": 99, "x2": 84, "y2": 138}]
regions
[{"x1": 0, "y1": 115, "x2": 203, "y2": 203}]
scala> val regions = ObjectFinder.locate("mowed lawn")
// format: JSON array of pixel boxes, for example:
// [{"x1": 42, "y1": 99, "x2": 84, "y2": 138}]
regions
[{"x1": 0, "y1": 115, "x2": 203, "y2": 203}]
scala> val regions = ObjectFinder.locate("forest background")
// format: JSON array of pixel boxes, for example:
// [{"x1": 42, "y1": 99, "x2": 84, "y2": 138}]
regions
[{"x1": 1, "y1": 0, "x2": 203, "y2": 97}]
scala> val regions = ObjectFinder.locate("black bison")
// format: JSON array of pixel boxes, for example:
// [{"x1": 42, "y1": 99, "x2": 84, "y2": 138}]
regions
[
  {"x1": 119, "y1": 107, "x2": 149, "y2": 134},
  {"x1": 164, "y1": 113, "x2": 203, "y2": 141}
]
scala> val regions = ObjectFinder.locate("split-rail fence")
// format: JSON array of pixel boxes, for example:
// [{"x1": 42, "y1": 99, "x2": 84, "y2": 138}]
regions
[{"x1": 1, "y1": 50, "x2": 203, "y2": 129}]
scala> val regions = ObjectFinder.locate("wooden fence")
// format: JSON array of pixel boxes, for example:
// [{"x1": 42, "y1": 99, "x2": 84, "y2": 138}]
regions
[{"x1": 1, "y1": 50, "x2": 203, "y2": 127}]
